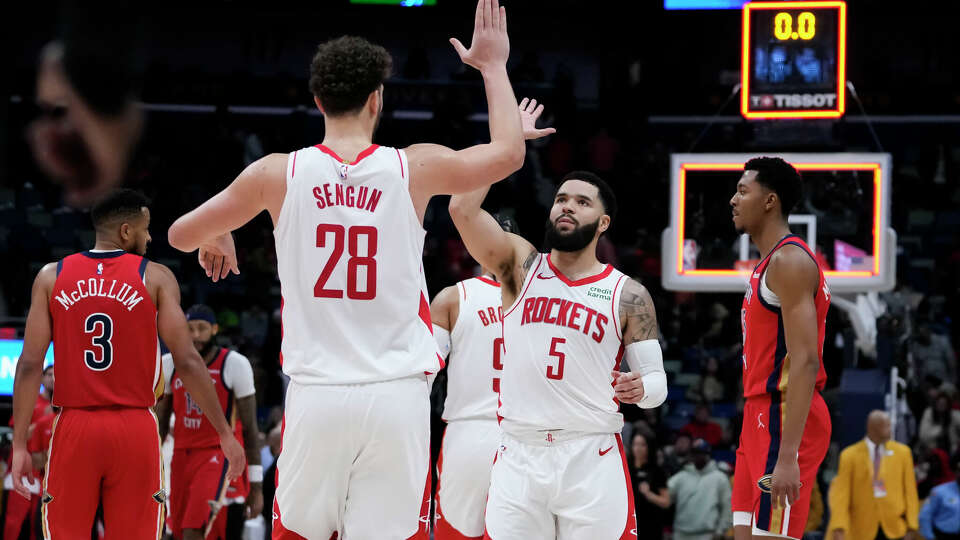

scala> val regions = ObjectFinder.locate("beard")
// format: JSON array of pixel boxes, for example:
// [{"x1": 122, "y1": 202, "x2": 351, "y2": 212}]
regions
[
  {"x1": 195, "y1": 338, "x2": 218, "y2": 359},
  {"x1": 543, "y1": 216, "x2": 600, "y2": 252}
]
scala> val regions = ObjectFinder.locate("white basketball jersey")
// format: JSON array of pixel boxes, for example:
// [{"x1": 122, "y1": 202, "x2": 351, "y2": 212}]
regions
[
  {"x1": 442, "y1": 276, "x2": 504, "y2": 422},
  {"x1": 273, "y1": 144, "x2": 441, "y2": 385},
  {"x1": 499, "y1": 253, "x2": 629, "y2": 435}
]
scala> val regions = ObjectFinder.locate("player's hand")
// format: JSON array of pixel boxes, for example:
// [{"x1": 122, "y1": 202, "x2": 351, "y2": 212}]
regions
[
  {"x1": 770, "y1": 454, "x2": 801, "y2": 509},
  {"x1": 198, "y1": 233, "x2": 239, "y2": 282},
  {"x1": 10, "y1": 445, "x2": 35, "y2": 500},
  {"x1": 519, "y1": 98, "x2": 556, "y2": 140},
  {"x1": 450, "y1": 0, "x2": 509, "y2": 73},
  {"x1": 245, "y1": 485, "x2": 264, "y2": 518},
  {"x1": 220, "y1": 434, "x2": 246, "y2": 483},
  {"x1": 831, "y1": 529, "x2": 845, "y2": 540},
  {"x1": 612, "y1": 371, "x2": 645, "y2": 403}
]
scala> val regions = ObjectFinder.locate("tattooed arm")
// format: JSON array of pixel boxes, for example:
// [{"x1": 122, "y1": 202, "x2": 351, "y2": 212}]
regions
[
  {"x1": 619, "y1": 278, "x2": 659, "y2": 344},
  {"x1": 613, "y1": 278, "x2": 667, "y2": 407}
]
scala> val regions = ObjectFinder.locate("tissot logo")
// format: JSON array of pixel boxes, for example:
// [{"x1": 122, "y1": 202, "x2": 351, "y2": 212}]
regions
[{"x1": 750, "y1": 93, "x2": 837, "y2": 109}]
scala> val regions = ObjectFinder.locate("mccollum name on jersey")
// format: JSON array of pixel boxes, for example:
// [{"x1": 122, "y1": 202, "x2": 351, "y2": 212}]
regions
[{"x1": 52, "y1": 277, "x2": 146, "y2": 312}]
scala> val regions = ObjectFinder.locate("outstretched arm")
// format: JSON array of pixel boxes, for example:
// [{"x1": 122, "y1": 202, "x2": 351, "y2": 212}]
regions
[
  {"x1": 406, "y1": 0, "x2": 524, "y2": 209},
  {"x1": 167, "y1": 152, "x2": 288, "y2": 280},
  {"x1": 613, "y1": 279, "x2": 666, "y2": 408},
  {"x1": 447, "y1": 98, "x2": 554, "y2": 295},
  {"x1": 10, "y1": 264, "x2": 56, "y2": 499},
  {"x1": 150, "y1": 262, "x2": 246, "y2": 481},
  {"x1": 765, "y1": 246, "x2": 821, "y2": 509}
]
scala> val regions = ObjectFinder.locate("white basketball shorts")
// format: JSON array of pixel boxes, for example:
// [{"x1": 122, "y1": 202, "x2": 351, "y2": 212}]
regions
[
  {"x1": 485, "y1": 430, "x2": 637, "y2": 540},
  {"x1": 435, "y1": 419, "x2": 500, "y2": 539},
  {"x1": 272, "y1": 376, "x2": 431, "y2": 539}
]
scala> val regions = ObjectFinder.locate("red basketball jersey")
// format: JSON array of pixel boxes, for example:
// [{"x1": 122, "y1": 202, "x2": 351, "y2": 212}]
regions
[
  {"x1": 171, "y1": 347, "x2": 242, "y2": 449},
  {"x1": 49, "y1": 251, "x2": 161, "y2": 408},
  {"x1": 741, "y1": 235, "x2": 829, "y2": 399}
]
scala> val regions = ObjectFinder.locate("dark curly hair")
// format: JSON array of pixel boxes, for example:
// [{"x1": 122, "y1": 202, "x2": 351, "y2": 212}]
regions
[
  {"x1": 309, "y1": 36, "x2": 392, "y2": 116},
  {"x1": 743, "y1": 156, "x2": 803, "y2": 218}
]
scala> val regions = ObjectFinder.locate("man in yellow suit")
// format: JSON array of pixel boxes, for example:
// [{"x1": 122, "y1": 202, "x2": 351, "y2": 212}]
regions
[{"x1": 827, "y1": 410, "x2": 920, "y2": 540}]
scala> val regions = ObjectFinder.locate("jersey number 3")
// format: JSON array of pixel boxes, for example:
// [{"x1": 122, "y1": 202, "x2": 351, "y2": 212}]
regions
[
  {"x1": 314, "y1": 224, "x2": 378, "y2": 300},
  {"x1": 84, "y1": 312, "x2": 114, "y2": 371}
]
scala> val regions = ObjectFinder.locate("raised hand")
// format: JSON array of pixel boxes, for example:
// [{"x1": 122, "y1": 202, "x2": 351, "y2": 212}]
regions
[
  {"x1": 450, "y1": 0, "x2": 510, "y2": 73},
  {"x1": 519, "y1": 98, "x2": 557, "y2": 140}
]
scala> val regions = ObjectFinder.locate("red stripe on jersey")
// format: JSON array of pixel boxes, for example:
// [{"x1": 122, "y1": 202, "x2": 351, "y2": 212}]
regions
[
  {"x1": 395, "y1": 148, "x2": 404, "y2": 179},
  {"x1": 291, "y1": 151, "x2": 298, "y2": 178},
  {"x1": 279, "y1": 296, "x2": 285, "y2": 366},
  {"x1": 615, "y1": 434, "x2": 638, "y2": 540},
  {"x1": 419, "y1": 292, "x2": 445, "y2": 370},
  {"x1": 49, "y1": 251, "x2": 159, "y2": 408},
  {"x1": 611, "y1": 274, "x2": 627, "y2": 341},
  {"x1": 313, "y1": 144, "x2": 380, "y2": 165},
  {"x1": 503, "y1": 256, "x2": 544, "y2": 319},
  {"x1": 546, "y1": 254, "x2": 613, "y2": 287},
  {"x1": 474, "y1": 276, "x2": 500, "y2": 288}
]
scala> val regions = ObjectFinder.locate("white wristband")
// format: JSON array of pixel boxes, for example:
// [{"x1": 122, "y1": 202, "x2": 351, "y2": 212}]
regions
[{"x1": 248, "y1": 464, "x2": 263, "y2": 483}]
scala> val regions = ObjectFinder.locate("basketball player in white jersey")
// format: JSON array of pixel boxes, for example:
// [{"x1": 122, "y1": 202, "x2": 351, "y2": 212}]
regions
[
  {"x1": 430, "y1": 99, "x2": 555, "y2": 540},
  {"x1": 166, "y1": 2, "x2": 525, "y2": 537},
  {"x1": 430, "y1": 215, "x2": 511, "y2": 540},
  {"x1": 448, "y1": 168, "x2": 668, "y2": 539}
]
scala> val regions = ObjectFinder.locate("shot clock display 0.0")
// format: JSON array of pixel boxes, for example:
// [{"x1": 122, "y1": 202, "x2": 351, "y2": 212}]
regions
[{"x1": 741, "y1": 1, "x2": 846, "y2": 119}]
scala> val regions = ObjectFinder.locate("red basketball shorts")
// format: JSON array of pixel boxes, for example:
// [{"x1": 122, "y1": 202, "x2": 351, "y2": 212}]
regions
[
  {"x1": 42, "y1": 407, "x2": 165, "y2": 539},
  {"x1": 732, "y1": 391, "x2": 830, "y2": 539},
  {"x1": 169, "y1": 446, "x2": 230, "y2": 539}
]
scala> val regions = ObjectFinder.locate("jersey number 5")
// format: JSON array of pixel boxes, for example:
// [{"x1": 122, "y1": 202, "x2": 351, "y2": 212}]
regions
[
  {"x1": 314, "y1": 224, "x2": 378, "y2": 300},
  {"x1": 546, "y1": 337, "x2": 565, "y2": 380},
  {"x1": 84, "y1": 313, "x2": 114, "y2": 371}
]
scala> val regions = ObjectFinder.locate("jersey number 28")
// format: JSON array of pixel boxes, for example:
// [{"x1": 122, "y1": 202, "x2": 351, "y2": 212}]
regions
[{"x1": 314, "y1": 224, "x2": 378, "y2": 300}]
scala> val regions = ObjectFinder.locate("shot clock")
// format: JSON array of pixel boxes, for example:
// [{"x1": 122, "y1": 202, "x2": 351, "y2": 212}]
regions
[{"x1": 741, "y1": 1, "x2": 847, "y2": 119}]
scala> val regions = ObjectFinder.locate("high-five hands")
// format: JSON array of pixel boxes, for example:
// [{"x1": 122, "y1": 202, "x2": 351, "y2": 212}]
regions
[
  {"x1": 519, "y1": 98, "x2": 557, "y2": 140},
  {"x1": 450, "y1": 0, "x2": 510, "y2": 73}
]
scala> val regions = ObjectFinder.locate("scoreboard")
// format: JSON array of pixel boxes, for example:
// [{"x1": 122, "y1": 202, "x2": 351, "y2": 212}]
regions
[{"x1": 741, "y1": 1, "x2": 847, "y2": 119}]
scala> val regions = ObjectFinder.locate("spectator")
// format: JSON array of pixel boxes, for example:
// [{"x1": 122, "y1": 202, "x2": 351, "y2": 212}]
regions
[
  {"x1": 917, "y1": 442, "x2": 956, "y2": 499},
  {"x1": 912, "y1": 320, "x2": 957, "y2": 387},
  {"x1": 629, "y1": 431, "x2": 669, "y2": 540},
  {"x1": 686, "y1": 356, "x2": 726, "y2": 404},
  {"x1": 827, "y1": 410, "x2": 920, "y2": 540},
  {"x1": 920, "y1": 451, "x2": 960, "y2": 540},
  {"x1": 667, "y1": 439, "x2": 731, "y2": 540},
  {"x1": 919, "y1": 392, "x2": 960, "y2": 453},
  {"x1": 664, "y1": 432, "x2": 693, "y2": 476},
  {"x1": 683, "y1": 403, "x2": 724, "y2": 447}
]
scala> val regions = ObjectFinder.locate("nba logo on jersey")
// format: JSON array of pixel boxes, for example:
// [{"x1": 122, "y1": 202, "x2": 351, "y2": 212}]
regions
[
  {"x1": 338, "y1": 163, "x2": 349, "y2": 179},
  {"x1": 97, "y1": 263, "x2": 103, "y2": 275}
]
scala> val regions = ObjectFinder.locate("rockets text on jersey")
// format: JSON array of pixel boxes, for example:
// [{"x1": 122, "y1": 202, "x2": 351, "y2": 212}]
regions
[
  {"x1": 49, "y1": 251, "x2": 161, "y2": 408},
  {"x1": 498, "y1": 254, "x2": 629, "y2": 436},
  {"x1": 273, "y1": 144, "x2": 441, "y2": 385}
]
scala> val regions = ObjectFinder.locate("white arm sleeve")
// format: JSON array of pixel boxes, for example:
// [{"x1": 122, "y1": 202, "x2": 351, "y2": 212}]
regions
[
  {"x1": 624, "y1": 339, "x2": 667, "y2": 409},
  {"x1": 433, "y1": 325, "x2": 452, "y2": 359},
  {"x1": 223, "y1": 352, "x2": 256, "y2": 399},
  {"x1": 161, "y1": 353, "x2": 175, "y2": 395}
]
